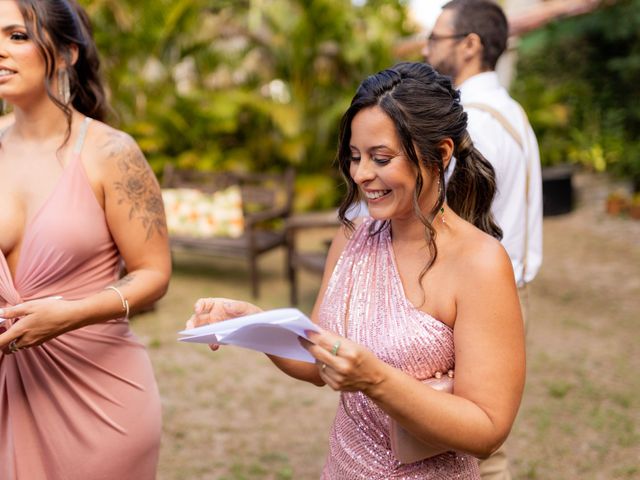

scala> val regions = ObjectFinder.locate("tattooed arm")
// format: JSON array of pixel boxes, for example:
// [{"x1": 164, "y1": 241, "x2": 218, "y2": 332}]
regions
[
  {"x1": 94, "y1": 129, "x2": 172, "y2": 314},
  {"x1": 0, "y1": 124, "x2": 171, "y2": 350}
]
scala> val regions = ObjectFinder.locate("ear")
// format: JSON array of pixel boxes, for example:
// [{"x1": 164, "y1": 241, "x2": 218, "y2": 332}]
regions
[
  {"x1": 460, "y1": 32, "x2": 483, "y2": 63},
  {"x1": 58, "y1": 44, "x2": 80, "y2": 69},
  {"x1": 69, "y1": 44, "x2": 79, "y2": 66},
  {"x1": 437, "y1": 138, "x2": 455, "y2": 171}
]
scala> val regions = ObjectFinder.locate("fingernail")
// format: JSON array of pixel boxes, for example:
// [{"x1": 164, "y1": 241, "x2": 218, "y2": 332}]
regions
[{"x1": 0, "y1": 310, "x2": 4, "y2": 316}]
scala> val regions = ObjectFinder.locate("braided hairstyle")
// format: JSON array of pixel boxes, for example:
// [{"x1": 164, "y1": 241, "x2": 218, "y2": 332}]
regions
[
  {"x1": 15, "y1": 0, "x2": 110, "y2": 144},
  {"x1": 337, "y1": 62, "x2": 502, "y2": 285}
]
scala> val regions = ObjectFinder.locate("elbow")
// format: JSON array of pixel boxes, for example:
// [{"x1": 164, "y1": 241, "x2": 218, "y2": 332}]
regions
[
  {"x1": 471, "y1": 432, "x2": 508, "y2": 460},
  {"x1": 152, "y1": 267, "x2": 172, "y2": 301}
]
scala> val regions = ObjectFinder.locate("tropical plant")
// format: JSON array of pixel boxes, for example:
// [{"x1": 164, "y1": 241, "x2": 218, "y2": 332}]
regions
[
  {"x1": 79, "y1": 0, "x2": 412, "y2": 209},
  {"x1": 511, "y1": 0, "x2": 640, "y2": 191}
]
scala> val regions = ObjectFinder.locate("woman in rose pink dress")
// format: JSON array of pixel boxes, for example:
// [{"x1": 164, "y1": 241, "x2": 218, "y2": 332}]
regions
[
  {"x1": 0, "y1": 1, "x2": 171, "y2": 478},
  {"x1": 189, "y1": 63, "x2": 525, "y2": 479}
]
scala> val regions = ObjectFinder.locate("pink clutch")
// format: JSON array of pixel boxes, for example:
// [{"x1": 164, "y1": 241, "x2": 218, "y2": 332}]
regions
[{"x1": 389, "y1": 373, "x2": 454, "y2": 463}]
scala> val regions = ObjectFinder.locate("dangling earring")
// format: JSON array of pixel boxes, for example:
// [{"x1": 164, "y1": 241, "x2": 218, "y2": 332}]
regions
[
  {"x1": 437, "y1": 177, "x2": 446, "y2": 225},
  {"x1": 58, "y1": 68, "x2": 70, "y2": 105}
]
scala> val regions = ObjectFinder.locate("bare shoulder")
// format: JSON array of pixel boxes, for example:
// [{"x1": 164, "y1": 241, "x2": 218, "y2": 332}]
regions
[
  {"x1": 83, "y1": 121, "x2": 148, "y2": 173},
  {"x1": 455, "y1": 225, "x2": 514, "y2": 285},
  {"x1": 84, "y1": 121, "x2": 166, "y2": 240}
]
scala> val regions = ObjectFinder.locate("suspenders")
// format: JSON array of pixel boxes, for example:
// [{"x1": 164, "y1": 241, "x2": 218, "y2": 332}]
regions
[{"x1": 464, "y1": 102, "x2": 532, "y2": 285}]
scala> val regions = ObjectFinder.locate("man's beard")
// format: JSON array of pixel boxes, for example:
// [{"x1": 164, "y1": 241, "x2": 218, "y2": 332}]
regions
[{"x1": 429, "y1": 57, "x2": 459, "y2": 84}]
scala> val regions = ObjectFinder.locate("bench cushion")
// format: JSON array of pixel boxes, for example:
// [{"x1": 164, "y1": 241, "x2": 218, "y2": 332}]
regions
[{"x1": 162, "y1": 186, "x2": 244, "y2": 238}]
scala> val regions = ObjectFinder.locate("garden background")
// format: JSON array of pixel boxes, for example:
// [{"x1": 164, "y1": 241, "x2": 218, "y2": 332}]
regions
[{"x1": 77, "y1": 0, "x2": 639, "y2": 478}]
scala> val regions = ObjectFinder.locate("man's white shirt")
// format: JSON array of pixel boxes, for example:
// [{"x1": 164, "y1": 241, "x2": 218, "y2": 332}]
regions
[{"x1": 457, "y1": 72, "x2": 543, "y2": 285}]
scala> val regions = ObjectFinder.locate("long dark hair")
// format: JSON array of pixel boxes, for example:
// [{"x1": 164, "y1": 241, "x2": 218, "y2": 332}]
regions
[
  {"x1": 337, "y1": 62, "x2": 502, "y2": 285},
  {"x1": 16, "y1": 0, "x2": 109, "y2": 142}
]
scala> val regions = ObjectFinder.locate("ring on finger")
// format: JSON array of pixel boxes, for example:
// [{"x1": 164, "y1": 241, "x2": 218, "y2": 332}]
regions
[
  {"x1": 330, "y1": 340, "x2": 341, "y2": 356},
  {"x1": 8, "y1": 339, "x2": 19, "y2": 353}
]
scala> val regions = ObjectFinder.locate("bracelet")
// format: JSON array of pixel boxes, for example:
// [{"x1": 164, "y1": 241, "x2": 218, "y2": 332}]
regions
[{"x1": 105, "y1": 286, "x2": 130, "y2": 319}]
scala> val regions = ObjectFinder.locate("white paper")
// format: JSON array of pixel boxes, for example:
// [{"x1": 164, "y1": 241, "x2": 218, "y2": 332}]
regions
[{"x1": 178, "y1": 308, "x2": 320, "y2": 363}]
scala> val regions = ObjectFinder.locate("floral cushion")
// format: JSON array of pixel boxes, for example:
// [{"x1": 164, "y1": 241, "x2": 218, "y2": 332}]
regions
[{"x1": 162, "y1": 186, "x2": 245, "y2": 238}]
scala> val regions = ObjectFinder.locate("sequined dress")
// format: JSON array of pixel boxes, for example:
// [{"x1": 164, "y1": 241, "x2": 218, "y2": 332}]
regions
[{"x1": 318, "y1": 218, "x2": 480, "y2": 479}]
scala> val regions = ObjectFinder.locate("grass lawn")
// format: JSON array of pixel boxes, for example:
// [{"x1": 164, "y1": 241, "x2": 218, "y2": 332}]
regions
[{"x1": 131, "y1": 172, "x2": 639, "y2": 479}]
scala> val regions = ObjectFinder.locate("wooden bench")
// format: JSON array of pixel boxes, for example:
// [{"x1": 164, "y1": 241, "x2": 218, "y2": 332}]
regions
[
  {"x1": 285, "y1": 210, "x2": 341, "y2": 305},
  {"x1": 162, "y1": 165, "x2": 295, "y2": 297}
]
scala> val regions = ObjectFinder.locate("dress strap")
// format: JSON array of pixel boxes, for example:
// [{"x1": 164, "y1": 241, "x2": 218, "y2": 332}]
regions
[{"x1": 72, "y1": 117, "x2": 93, "y2": 155}]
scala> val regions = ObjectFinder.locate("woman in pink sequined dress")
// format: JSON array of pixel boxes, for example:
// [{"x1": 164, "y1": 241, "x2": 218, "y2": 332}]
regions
[
  {"x1": 0, "y1": 1, "x2": 171, "y2": 478},
  {"x1": 190, "y1": 62, "x2": 525, "y2": 479}
]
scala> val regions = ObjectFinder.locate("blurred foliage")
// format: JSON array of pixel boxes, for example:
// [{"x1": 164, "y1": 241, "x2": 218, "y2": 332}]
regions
[
  {"x1": 78, "y1": 0, "x2": 413, "y2": 209},
  {"x1": 511, "y1": 0, "x2": 640, "y2": 189}
]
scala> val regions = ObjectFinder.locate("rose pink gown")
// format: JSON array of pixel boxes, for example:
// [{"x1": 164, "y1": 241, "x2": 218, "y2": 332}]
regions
[
  {"x1": 0, "y1": 118, "x2": 161, "y2": 480},
  {"x1": 318, "y1": 218, "x2": 480, "y2": 479}
]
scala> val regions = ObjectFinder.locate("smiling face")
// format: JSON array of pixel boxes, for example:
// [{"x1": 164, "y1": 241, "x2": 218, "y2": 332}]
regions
[
  {"x1": 348, "y1": 106, "x2": 437, "y2": 222},
  {"x1": 0, "y1": 0, "x2": 48, "y2": 106}
]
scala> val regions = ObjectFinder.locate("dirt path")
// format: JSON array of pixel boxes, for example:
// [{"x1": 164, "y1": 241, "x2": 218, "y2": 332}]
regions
[{"x1": 132, "y1": 171, "x2": 639, "y2": 479}]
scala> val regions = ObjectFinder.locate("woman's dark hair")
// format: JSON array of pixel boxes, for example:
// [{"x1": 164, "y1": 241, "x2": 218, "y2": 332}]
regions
[
  {"x1": 16, "y1": 0, "x2": 109, "y2": 143},
  {"x1": 337, "y1": 62, "x2": 502, "y2": 288}
]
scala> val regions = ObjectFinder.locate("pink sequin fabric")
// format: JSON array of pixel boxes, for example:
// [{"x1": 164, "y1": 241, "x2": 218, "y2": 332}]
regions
[{"x1": 318, "y1": 218, "x2": 480, "y2": 479}]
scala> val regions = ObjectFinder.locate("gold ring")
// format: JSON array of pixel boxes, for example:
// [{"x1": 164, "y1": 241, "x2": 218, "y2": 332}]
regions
[
  {"x1": 330, "y1": 340, "x2": 341, "y2": 356},
  {"x1": 8, "y1": 339, "x2": 18, "y2": 353}
]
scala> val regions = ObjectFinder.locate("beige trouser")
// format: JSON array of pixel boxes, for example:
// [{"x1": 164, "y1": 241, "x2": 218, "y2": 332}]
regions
[{"x1": 478, "y1": 285, "x2": 529, "y2": 480}]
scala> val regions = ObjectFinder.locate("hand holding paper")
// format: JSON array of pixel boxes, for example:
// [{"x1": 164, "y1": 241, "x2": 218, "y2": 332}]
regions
[{"x1": 178, "y1": 308, "x2": 320, "y2": 363}]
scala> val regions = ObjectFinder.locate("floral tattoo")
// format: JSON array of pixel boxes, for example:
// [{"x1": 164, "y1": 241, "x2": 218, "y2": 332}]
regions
[{"x1": 103, "y1": 132, "x2": 167, "y2": 240}]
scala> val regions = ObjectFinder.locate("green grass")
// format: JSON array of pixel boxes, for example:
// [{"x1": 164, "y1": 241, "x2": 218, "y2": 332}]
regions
[{"x1": 130, "y1": 175, "x2": 640, "y2": 479}]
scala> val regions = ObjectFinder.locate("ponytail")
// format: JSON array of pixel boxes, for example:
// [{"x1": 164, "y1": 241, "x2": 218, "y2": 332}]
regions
[{"x1": 447, "y1": 131, "x2": 503, "y2": 240}]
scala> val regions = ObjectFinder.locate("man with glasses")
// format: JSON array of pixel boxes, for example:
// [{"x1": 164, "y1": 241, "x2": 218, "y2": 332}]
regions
[{"x1": 424, "y1": 1, "x2": 543, "y2": 479}]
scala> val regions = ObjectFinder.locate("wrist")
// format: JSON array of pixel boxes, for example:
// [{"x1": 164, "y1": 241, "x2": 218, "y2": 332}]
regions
[{"x1": 362, "y1": 359, "x2": 391, "y2": 400}]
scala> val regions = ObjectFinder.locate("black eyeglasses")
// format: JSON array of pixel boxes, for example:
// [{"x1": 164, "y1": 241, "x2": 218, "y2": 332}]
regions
[{"x1": 427, "y1": 32, "x2": 469, "y2": 43}]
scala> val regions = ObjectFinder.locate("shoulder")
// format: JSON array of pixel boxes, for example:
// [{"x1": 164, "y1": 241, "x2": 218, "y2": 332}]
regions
[
  {"x1": 83, "y1": 121, "x2": 148, "y2": 175},
  {"x1": 87, "y1": 120, "x2": 142, "y2": 162},
  {"x1": 453, "y1": 224, "x2": 514, "y2": 287}
]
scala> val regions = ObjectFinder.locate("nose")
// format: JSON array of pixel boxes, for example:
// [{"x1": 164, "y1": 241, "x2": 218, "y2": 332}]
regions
[
  {"x1": 421, "y1": 41, "x2": 430, "y2": 62},
  {"x1": 351, "y1": 157, "x2": 375, "y2": 185}
]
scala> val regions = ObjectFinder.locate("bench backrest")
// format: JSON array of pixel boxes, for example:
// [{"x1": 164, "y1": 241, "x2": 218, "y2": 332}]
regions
[{"x1": 162, "y1": 165, "x2": 295, "y2": 216}]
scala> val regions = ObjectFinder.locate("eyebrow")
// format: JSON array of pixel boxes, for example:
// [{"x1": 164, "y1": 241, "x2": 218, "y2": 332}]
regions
[
  {"x1": 1, "y1": 24, "x2": 26, "y2": 33},
  {"x1": 350, "y1": 145, "x2": 399, "y2": 157}
]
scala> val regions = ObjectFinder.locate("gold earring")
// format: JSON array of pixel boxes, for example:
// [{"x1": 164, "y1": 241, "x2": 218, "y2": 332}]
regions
[{"x1": 58, "y1": 69, "x2": 70, "y2": 104}]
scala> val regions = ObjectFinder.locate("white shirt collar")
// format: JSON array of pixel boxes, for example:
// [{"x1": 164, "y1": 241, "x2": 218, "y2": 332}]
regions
[{"x1": 457, "y1": 71, "x2": 501, "y2": 101}]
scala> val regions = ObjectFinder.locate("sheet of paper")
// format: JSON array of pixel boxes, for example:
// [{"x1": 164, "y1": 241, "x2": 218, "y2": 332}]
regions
[{"x1": 178, "y1": 308, "x2": 320, "y2": 363}]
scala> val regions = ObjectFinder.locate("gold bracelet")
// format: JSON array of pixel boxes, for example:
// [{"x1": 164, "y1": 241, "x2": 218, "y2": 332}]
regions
[{"x1": 105, "y1": 286, "x2": 130, "y2": 319}]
